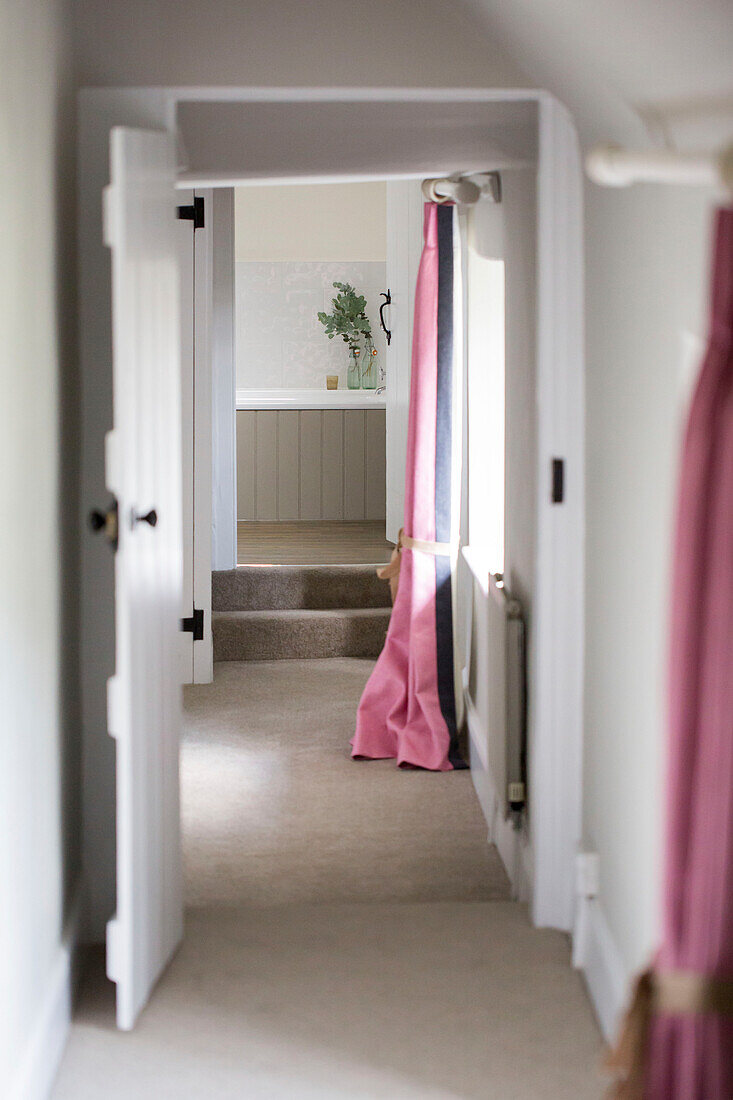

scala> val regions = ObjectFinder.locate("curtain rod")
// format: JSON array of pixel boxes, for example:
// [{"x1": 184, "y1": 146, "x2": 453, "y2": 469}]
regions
[
  {"x1": 422, "y1": 171, "x2": 502, "y2": 205},
  {"x1": 586, "y1": 143, "x2": 733, "y2": 192}
]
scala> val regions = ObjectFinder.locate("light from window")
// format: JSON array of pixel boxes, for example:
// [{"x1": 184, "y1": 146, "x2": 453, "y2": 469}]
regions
[{"x1": 467, "y1": 247, "x2": 505, "y2": 576}]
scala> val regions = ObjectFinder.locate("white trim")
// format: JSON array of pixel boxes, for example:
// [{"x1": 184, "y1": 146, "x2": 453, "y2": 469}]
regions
[
  {"x1": 9, "y1": 883, "x2": 82, "y2": 1100},
  {"x1": 530, "y1": 97, "x2": 585, "y2": 931},
  {"x1": 193, "y1": 190, "x2": 214, "y2": 682},
  {"x1": 236, "y1": 388, "x2": 386, "y2": 411},
  {"x1": 573, "y1": 893, "x2": 628, "y2": 1042},
  {"x1": 211, "y1": 189, "x2": 237, "y2": 571},
  {"x1": 465, "y1": 693, "x2": 533, "y2": 905},
  {"x1": 179, "y1": 169, "x2": 530, "y2": 189},
  {"x1": 168, "y1": 85, "x2": 545, "y2": 106},
  {"x1": 385, "y1": 180, "x2": 423, "y2": 544},
  {"x1": 177, "y1": 186, "x2": 196, "y2": 682}
]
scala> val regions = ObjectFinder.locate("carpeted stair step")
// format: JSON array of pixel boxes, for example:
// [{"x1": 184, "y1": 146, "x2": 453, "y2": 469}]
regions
[
  {"x1": 213, "y1": 564, "x2": 390, "y2": 612},
  {"x1": 213, "y1": 607, "x2": 391, "y2": 662}
]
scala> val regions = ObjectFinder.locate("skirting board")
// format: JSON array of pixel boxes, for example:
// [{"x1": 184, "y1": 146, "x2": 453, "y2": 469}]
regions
[
  {"x1": 573, "y1": 893, "x2": 628, "y2": 1042},
  {"x1": 9, "y1": 881, "x2": 82, "y2": 1100},
  {"x1": 465, "y1": 692, "x2": 533, "y2": 905}
]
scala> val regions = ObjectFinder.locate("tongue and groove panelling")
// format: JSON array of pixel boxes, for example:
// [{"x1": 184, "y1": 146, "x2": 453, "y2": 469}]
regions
[{"x1": 236, "y1": 408, "x2": 386, "y2": 522}]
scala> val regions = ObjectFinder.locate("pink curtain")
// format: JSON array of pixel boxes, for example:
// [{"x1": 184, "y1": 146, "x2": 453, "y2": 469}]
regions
[
  {"x1": 645, "y1": 207, "x2": 733, "y2": 1096},
  {"x1": 350, "y1": 202, "x2": 464, "y2": 772}
]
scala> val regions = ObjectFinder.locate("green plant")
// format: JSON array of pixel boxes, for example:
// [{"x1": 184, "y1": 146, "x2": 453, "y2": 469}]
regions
[{"x1": 317, "y1": 282, "x2": 372, "y2": 352}]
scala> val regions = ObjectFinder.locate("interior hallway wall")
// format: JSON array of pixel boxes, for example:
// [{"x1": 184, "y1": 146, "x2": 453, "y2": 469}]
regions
[
  {"x1": 235, "y1": 261, "x2": 387, "y2": 391},
  {"x1": 235, "y1": 183, "x2": 386, "y2": 264},
  {"x1": 72, "y1": 3, "x2": 525, "y2": 942},
  {"x1": 0, "y1": 0, "x2": 81, "y2": 1095},
  {"x1": 235, "y1": 182, "x2": 388, "y2": 390},
  {"x1": 582, "y1": 182, "x2": 711, "y2": 996},
  {"x1": 72, "y1": 0, "x2": 524, "y2": 89}
]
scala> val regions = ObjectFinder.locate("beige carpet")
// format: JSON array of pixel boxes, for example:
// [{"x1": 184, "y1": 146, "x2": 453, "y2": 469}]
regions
[
  {"x1": 55, "y1": 903, "x2": 604, "y2": 1099},
  {"x1": 53, "y1": 658, "x2": 604, "y2": 1098},
  {"x1": 181, "y1": 659, "x2": 509, "y2": 906}
]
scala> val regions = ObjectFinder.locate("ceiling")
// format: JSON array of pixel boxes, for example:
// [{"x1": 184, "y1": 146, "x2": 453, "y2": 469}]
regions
[{"x1": 460, "y1": 0, "x2": 733, "y2": 148}]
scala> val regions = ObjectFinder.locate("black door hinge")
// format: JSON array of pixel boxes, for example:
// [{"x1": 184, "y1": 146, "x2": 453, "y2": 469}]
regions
[
  {"x1": 551, "y1": 458, "x2": 565, "y2": 504},
  {"x1": 181, "y1": 607, "x2": 204, "y2": 641},
  {"x1": 176, "y1": 196, "x2": 205, "y2": 229}
]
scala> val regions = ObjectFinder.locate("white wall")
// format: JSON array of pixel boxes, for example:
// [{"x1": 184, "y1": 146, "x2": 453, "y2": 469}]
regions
[
  {"x1": 72, "y1": 0, "x2": 524, "y2": 89},
  {"x1": 582, "y1": 182, "x2": 711, "y2": 1005},
  {"x1": 236, "y1": 261, "x2": 387, "y2": 390},
  {"x1": 235, "y1": 183, "x2": 386, "y2": 263},
  {"x1": 0, "y1": 1, "x2": 81, "y2": 1095},
  {"x1": 235, "y1": 183, "x2": 387, "y2": 390}
]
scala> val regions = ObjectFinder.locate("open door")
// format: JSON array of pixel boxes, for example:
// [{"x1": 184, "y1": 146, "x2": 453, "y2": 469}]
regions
[{"x1": 103, "y1": 127, "x2": 184, "y2": 1030}]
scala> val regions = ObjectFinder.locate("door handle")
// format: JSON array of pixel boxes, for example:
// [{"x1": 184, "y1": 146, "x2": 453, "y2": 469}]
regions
[
  {"x1": 88, "y1": 499, "x2": 119, "y2": 551},
  {"x1": 379, "y1": 290, "x2": 392, "y2": 346},
  {"x1": 134, "y1": 508, "x2": 158, "y2": 528}
]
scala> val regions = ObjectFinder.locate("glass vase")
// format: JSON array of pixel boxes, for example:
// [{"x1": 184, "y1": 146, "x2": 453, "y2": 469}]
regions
[
  {"x1": 347, "y1": 347, "x2": 361, "y2": 389},
  {"x1": 361, "y1": 343, "x2": 378, "y2": 390}
]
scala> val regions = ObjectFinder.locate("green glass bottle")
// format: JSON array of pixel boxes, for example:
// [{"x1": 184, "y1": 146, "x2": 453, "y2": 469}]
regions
[
  {"x1": 347, "y1": 346, "x2": 361, "y2": 389},
  {"x1": 361, "y1": 341, "x2": 378, "y2": 390}
]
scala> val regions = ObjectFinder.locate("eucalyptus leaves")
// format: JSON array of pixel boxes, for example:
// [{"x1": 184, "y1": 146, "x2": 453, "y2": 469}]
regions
[{"x1": 317, "y1": 282, "x2": 372, "y2": 352}]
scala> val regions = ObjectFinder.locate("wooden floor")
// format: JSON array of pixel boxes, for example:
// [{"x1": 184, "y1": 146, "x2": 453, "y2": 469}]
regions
[{"x1": 237, "y1": 521, "x2": 394, "y2": 566}]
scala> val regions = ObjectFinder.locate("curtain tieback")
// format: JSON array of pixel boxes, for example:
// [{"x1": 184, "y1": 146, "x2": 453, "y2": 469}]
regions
[
  {"x1": 654, "y1": 970, "x2": 733, "y2": 1016},
  {"x1": 400, "y1": 534, "x2": 452, "y2": 556},
  {"x1": 605, "y1": 967, "x2": 733, "y2": 1098},
  {"x1": 377, "y1": 529, "x2": 454, "y2": 604}
]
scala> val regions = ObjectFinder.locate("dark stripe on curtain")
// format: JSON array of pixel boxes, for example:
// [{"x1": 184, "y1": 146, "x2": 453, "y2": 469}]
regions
[{"x1": 435, "y1": 204, "x2": 465, "y2": 768}]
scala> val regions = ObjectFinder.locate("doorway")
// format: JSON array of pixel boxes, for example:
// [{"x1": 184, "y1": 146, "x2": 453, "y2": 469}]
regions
[
  {"x1": 233, "y1": 180, "x2": 392, "y2": 569},
  {"x1": 77, "y1": 88, "x2": 584, "y2": 1030}
]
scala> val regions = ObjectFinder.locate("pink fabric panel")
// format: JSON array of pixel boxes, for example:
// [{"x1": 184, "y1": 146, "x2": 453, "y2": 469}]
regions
[
  {"x1": 351, "y1": 203, "x2": 453, "y2": 771},
  {"x1": 647, "y1": 208, "x2": 733, "y2": 1097}
]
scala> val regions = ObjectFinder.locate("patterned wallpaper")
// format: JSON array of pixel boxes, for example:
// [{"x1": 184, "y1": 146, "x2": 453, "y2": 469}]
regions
[{"x1": 235, "y1": 261, "x2": 388, "y2": 390}]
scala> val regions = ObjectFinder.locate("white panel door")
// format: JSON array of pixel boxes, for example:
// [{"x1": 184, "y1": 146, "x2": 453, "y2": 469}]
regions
[{"x1": 104, "y1": 126, "x2": 184, "y2": 1031}]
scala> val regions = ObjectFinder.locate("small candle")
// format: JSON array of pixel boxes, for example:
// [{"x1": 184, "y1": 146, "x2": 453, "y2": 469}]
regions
[{"x1": 326, "y1": 375, "x2": 338, "y2": 390}]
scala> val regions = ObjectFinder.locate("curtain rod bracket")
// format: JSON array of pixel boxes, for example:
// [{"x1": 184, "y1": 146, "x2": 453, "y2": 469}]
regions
[{"x1": 422, "y1": 171, "x2": 501, "y2": 206}]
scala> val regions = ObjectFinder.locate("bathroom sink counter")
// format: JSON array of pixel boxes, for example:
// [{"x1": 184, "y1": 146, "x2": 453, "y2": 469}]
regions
[{"x1": 236, "y1": 388, "x2": 386, "y2": 411}]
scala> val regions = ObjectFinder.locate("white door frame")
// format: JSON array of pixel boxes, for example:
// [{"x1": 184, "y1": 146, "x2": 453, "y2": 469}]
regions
[
  {"x1": 78, "y1": 86, "x2": 584, "y2": 935},
  {"x1": 191, "y1": 188, "x2": 214, "y2": 683},
  {"x1": 384, "y1": 180, "x2": 424, "y2": 545},
  {"x1": 176, "y1": 186, "x2": 215, "y2": 684},
  {"x1": 209, "y1": 189, "x2": 237, "y2": 572}
]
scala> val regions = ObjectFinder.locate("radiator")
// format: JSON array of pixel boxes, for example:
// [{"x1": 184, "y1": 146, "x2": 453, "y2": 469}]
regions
[{"x1": 486, "y1": 574, "x2": 526, "y2": 815}]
